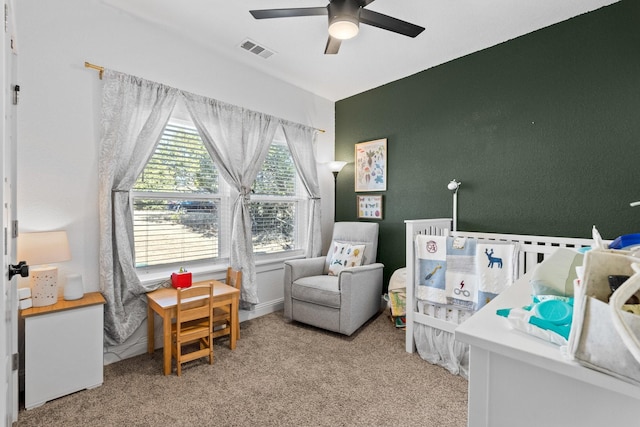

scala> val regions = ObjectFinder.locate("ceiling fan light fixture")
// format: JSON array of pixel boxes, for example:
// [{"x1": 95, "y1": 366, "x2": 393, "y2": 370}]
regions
[
  {"x1": 250, "y1": 0, "x2": 425, "y2": 55},
  {"x1": 328, "y1": 16, "x2": 359, "y2": 40}
]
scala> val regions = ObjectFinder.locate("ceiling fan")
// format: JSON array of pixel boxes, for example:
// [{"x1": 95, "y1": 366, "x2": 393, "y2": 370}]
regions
[{"x1": 249, "y1": 0, "x2": 425, "y2": 55}]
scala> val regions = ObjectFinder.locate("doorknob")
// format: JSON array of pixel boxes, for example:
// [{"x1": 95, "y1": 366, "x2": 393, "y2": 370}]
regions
[{"x1": 8, "y1": 261, "x2": 29, "y2": 280}]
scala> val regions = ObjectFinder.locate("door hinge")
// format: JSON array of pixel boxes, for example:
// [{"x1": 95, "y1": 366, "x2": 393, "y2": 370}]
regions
[
  {"x1": 11, "y1": 220, "x2": 18, "y2": 238},
  {"x1": 11, "y1": 353, "x2": 18, "y2": 371}
]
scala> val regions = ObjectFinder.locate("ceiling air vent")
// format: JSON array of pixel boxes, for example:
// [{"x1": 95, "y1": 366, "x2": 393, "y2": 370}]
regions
[{"x1": 239, "y1": 39, "x2": 275, "y2": 59}]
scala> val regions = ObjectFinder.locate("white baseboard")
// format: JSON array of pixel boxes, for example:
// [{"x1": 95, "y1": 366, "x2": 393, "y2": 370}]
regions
[{"x1": 241, "y1": 298, "x2": 283, "y2": 322}]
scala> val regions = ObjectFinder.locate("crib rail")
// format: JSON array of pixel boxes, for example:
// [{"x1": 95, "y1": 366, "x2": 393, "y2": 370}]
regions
[
  {"x1": 450, "y1": 231, "x2": 594, "y2": 278},
  {"x1": 405, "y1": 219, "x2": 452, "y2": 353},
  {"x1": 405, "y1": 219, "x2": 597, "y2": 354}
]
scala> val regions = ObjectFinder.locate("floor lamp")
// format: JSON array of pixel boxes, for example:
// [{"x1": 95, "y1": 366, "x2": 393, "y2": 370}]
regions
[
  {"x1": 327, "y1": 161, "x2": 347, "y2": 218},
  {"x1": 447, "y1": 179, "x2": 461, "y2": 232}
]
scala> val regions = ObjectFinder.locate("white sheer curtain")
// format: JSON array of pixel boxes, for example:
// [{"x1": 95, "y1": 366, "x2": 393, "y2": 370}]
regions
[
  {"x1": 182, "y1": 92, "x2": 279, "y2": 306},
  {"x1": 281, "y1": 120, "x2": 322, "y2": 258},
  {"x1": 99, "y1": 70, "x2": 179, "y2": 344}
]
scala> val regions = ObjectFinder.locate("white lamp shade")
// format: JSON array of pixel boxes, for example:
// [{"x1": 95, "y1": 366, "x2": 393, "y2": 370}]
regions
[
  {"x1": 17, "y1": 230, "x2": 71, "y2": 265},
  {"x1": 327, "y1": 161, "x2": 348, "y2": 173}
]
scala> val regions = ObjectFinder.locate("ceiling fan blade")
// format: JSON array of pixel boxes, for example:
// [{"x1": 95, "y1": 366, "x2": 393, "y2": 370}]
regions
[
  {"x1": 360, "y1": 9, "x2": 425, "y2": 38},
  {"x1": 324, "y1": 36, "x2": 342, "y2": 55},
  {"x1": 250, "y1": 7, "x2": 328, "y2": 19}
]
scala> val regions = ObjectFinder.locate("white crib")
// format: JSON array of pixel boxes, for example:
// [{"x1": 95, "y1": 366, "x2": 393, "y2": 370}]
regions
[{"x1": 404, "y1": 218, "x2": 595, "y2": 375}]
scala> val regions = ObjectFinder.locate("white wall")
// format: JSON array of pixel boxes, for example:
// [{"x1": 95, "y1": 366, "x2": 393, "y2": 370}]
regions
[{"x1": 16, "y1": 0, "x2": 336, "y2": 361}]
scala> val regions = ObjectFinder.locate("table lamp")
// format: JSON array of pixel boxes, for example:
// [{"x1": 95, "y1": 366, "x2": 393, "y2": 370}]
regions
[{"x1": 17, "y1": 230, "x2": 71, "y2": 307}]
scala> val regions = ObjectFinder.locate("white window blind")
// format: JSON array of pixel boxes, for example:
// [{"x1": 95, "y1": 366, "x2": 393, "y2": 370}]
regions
[
  {"x1": 250, "y1": 141, "x2": 305, "y2": 254},
  {"x1": 132, "y1": 122, "x2": 222, "y2": 267}
]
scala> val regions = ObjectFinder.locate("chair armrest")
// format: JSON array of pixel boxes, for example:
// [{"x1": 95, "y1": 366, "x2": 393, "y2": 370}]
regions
[
  {"x1": 284, "y1": 257, "x2": 327, "y2": 282},
  {"x1": 338, "y1": 263, "x2": 385, "y2": 291},
  {"x1": 283, "y1": 256, "x2": 327, "y2": 321},
  {"x1": 339, "y1": 262, "x2": 385, "y2": 276},
  {"x1": 337, "y1": 263, "x2": 385, "y2": 335}
]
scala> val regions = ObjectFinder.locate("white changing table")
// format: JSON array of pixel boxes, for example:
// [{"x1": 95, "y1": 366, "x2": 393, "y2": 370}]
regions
[{"x1": 455, "y1": 271, "x2": 640, "y2": 427}]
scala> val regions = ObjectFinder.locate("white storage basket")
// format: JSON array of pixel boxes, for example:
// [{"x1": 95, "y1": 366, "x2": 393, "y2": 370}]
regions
[{"x1": 568, "y1": 249, "x2": 640, "y2": 384}]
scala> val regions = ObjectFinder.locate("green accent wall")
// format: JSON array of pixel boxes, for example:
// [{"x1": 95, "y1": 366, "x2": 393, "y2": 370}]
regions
[{"x1": 335, "y1": 1, "x2": 640, "y2": 288}]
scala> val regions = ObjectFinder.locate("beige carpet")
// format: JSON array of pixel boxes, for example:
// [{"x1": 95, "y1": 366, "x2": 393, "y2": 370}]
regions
[{"x1": 18, "y1": 311, "x2": 468, "y2": 427}]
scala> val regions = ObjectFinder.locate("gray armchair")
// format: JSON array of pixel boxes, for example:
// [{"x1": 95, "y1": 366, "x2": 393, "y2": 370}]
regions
[{"x1": 283, "y1": 222, "x2": 384, "y2": 336}]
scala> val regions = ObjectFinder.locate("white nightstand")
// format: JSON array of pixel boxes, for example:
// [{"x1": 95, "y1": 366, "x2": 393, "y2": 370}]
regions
[{"x1": 21, "y1": 292, "x2": 106, "y2": 410}]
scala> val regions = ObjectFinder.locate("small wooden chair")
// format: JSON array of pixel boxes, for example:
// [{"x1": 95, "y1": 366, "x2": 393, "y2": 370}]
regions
[
  {"x1": 213, "y1": 267, "x2": 242, "y2": 340},
  {"x1": 171, "y1": 284, "x2": 214, "y2": 376}
]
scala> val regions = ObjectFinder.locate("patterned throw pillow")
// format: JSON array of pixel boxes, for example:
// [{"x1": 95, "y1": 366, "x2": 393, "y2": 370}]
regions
[{"x1": 328, "y1": 242, "x2": 366, "y2": 276}]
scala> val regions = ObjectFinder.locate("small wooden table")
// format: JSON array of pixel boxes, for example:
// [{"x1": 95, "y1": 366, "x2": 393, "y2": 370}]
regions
[{"x1": 146, "y1": 280, "x2": 240, "y2": 375}]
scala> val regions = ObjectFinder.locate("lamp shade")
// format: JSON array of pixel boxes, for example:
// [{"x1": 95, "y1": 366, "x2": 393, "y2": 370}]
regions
[
  {"x1": 17, "y1": 230, "x2": 71, "y2": 266},
  {"x1": 327, "y1": 161, "x2": 348, "y2": 173}
]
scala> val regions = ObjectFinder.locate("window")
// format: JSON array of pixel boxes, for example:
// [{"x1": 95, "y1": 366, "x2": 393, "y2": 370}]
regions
[
  {"x1": 132, "y1": 121, "x2": 223, "y2": 268},
  {"x1": 250, "y1": 139, "x2": 307, "y2": 255},
  {"x1": 132, "y1": 119, "x2": 306, "y2": 270}
]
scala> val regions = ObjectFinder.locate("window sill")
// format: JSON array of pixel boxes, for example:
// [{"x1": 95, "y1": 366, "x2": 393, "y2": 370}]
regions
[{"x1": 137, "y1": 251, "x2": 307, "y2": 287}]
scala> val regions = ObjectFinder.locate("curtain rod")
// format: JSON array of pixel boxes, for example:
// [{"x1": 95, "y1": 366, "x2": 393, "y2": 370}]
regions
[
  {"x1": 84, "y1": 61, "x2": 104, "y2": 79},
  {"x1": 83, "y1": 61, "x2": 325, "y2": 133}
]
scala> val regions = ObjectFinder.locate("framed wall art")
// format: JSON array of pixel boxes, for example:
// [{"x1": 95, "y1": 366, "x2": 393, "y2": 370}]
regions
[
  {"x1": 357, "y1": 195, "x2": 383, "y2": 220},
  {"x1": 355, "y1": 138, "x2": 387, "y2": 192}
]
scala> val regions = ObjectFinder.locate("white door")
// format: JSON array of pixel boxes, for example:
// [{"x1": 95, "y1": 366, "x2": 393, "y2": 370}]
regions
[{"x1": 1, "y1": 1, "x2": 19, "y2": 424}]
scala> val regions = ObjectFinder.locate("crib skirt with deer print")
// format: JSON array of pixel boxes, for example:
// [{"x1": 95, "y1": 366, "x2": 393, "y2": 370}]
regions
[{"x1": 415, "y1": 235, "x2": 518, "y2": 312}]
